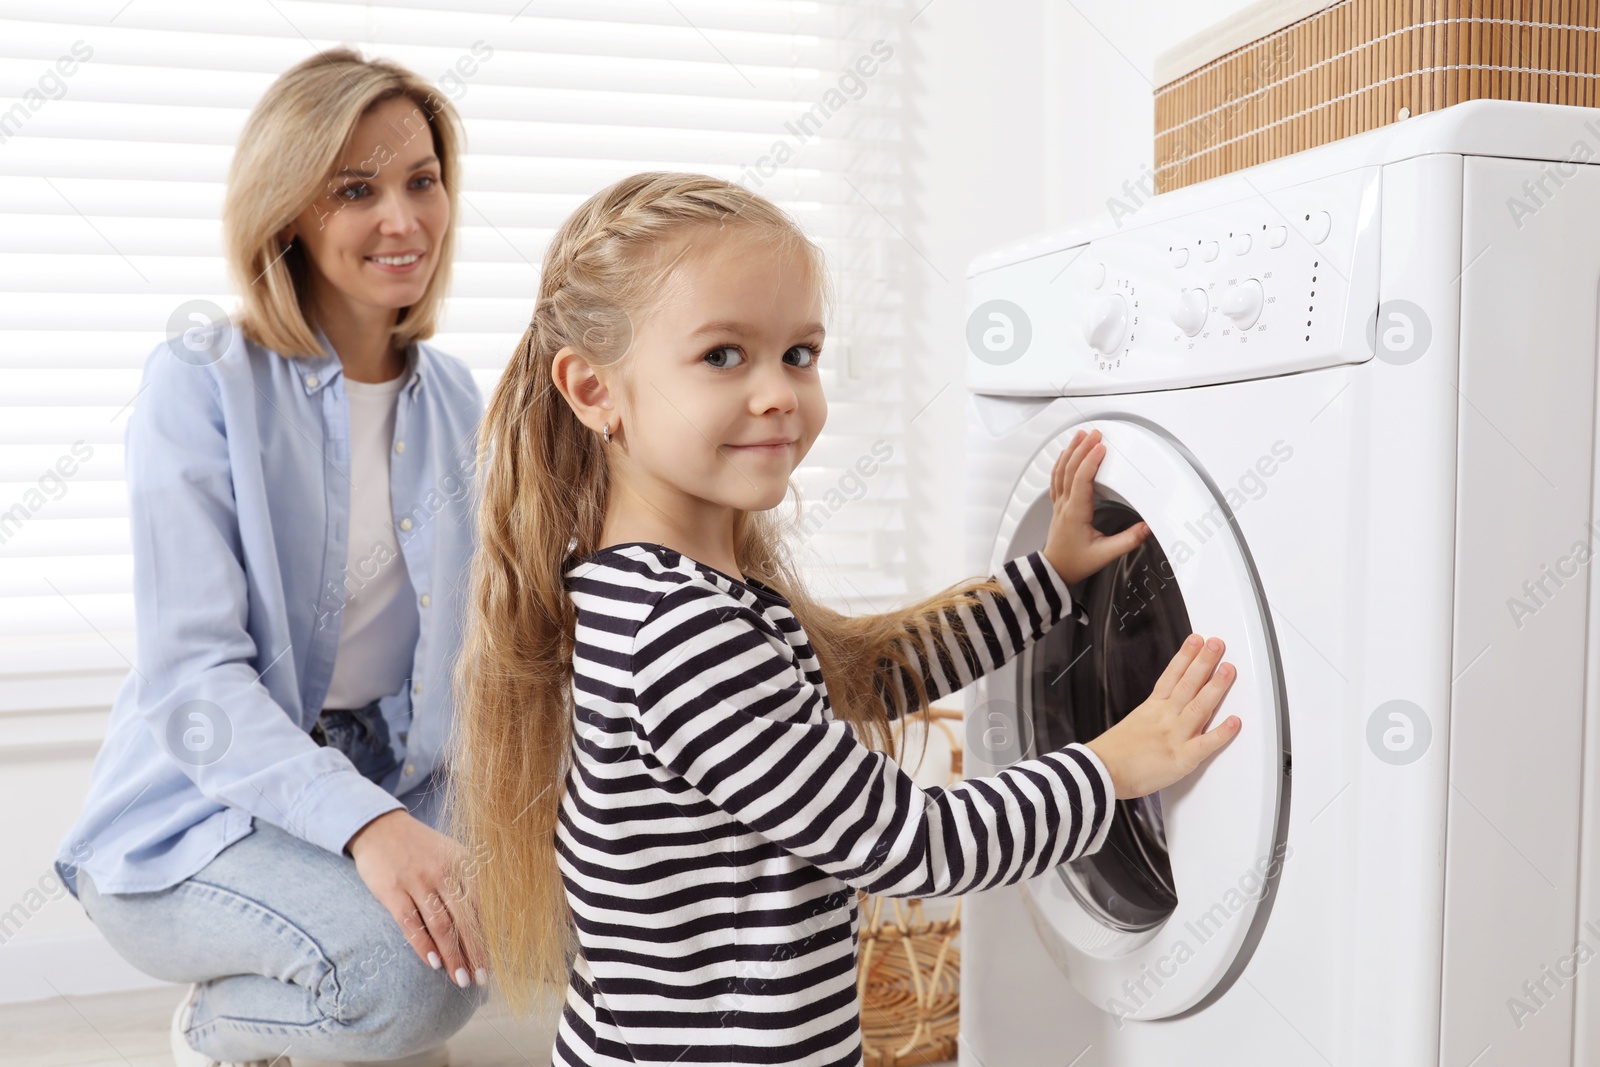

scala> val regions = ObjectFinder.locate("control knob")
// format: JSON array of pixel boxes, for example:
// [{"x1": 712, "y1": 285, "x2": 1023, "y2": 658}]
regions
[
  {"x1": 1221, "y1": 279, "x2": 1265, "y2": 330},
  {"x1": 1086, "y1": 293, "x2": 1128, "y2": 355}
]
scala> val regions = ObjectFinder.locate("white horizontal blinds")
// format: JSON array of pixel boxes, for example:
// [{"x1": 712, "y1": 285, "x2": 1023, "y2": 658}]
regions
[{"x1": 0, "y1": 0, "x2": 910, "y2": 735}]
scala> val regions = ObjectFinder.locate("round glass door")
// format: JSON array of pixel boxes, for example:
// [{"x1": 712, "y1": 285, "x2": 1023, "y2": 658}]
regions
[
  {"x1": 1028, "y1": 499, "x2": 1190, "y2": 933},
  {"x1": 989, "y1": 417, "x2": 1285, "y2": 1020}
]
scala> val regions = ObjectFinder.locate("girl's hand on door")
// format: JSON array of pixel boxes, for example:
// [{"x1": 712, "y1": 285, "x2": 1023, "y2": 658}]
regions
[
  {"x1": 1084, "y1": 634, "x2": 1241, "y2": 799},
  {"x1": 1041, "y1": 428, "x2": 1150, "y2": 586}
]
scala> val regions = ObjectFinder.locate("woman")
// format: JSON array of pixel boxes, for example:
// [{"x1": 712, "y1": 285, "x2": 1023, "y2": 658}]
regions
[{"x1": 52, "y1": 48, "x2": 489, "y2": 1067}]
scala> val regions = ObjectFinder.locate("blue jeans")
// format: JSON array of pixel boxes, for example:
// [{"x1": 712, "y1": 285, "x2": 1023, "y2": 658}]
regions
[{"x1": 76, "y1": 702, "x2": 488, "y2": 1061}]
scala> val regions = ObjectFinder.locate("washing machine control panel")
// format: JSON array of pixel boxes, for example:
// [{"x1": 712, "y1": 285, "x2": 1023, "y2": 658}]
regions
[{"x1": 966, "y1": 167, "x2": 1381, "y2": 395}]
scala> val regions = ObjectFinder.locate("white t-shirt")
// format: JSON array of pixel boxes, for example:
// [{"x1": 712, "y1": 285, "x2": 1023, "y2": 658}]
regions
[{"x1": 322, "y1": 369, "x2": 420, "y2": 709}]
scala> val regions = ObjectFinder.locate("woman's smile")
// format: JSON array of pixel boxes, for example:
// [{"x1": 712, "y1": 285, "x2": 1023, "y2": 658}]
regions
[{"x1": 365, "y1": 249, "x2": 426, "y2": 274}]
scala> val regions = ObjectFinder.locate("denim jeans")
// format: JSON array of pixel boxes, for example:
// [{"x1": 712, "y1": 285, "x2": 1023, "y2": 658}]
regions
[
  {"x1": 311, "y1": 699, "x2": 403, "y2": 790},
  {"x1": 76, "y1": 703, "x2": 488, "y2": 1061}
]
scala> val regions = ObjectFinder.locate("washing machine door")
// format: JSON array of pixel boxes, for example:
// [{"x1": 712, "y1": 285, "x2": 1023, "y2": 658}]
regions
[{"x1": 988, "y1": 416, "x2": 1287, "y2": 1021}]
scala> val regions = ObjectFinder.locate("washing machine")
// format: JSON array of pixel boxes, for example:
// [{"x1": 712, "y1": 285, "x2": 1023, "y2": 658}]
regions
[{"x1": 957, "y1": 99, "x2": 1600, "y2": 1066}]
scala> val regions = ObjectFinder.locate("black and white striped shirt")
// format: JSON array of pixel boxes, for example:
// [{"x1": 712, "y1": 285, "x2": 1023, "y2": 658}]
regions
[{"x1": 554, "y1": 541, "x2": 1116, "y2": 1066}]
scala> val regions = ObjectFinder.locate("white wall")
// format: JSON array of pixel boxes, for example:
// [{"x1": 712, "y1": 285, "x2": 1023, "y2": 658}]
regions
[
  {"x1": 4, "y1": 0, "x2": 1268, "y2": 1003},
  {"x1": 0, "y1": 753, "x2": 163, "y2": 1002},
  {"x1": 907, "y1": 0, "x2": 1263, "y2": 590}
]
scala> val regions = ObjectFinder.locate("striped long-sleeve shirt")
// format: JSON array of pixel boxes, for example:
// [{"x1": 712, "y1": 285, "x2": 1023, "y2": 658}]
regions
[{"x1": 555, "y1": 541, "x2": 1117, "y2": 1066}]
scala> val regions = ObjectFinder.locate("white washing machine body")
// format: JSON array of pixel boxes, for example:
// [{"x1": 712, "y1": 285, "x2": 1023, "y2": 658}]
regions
[{"x1": 957, "y1": 100, "x2": 1600, "y2": 1067}]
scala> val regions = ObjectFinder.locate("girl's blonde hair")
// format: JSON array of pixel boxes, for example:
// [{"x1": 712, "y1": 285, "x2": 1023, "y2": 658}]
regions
[
  {"x1": 443, "y1": 171, "x2": 1009, "y2": 1015},
  {"x1": 222, "y1": 46, "x2": 463, "y2": 358}
]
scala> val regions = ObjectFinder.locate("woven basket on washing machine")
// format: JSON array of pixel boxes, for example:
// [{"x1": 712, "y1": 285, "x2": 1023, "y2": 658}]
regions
[
  {"x1": 856, "y1": 705, "x2": 965, "y2": 1067},
  {"x1": 1154, "y1": 0, "x2": 1600, "y2": 192}
]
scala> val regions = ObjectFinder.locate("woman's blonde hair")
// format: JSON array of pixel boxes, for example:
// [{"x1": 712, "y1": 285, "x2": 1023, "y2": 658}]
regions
[
  {"x1": 222, "y1": 46, "x2": 463, "y2": 357},
  {"x1": 442, "y1": 171, "x2": 1010, "y2": 1016}
]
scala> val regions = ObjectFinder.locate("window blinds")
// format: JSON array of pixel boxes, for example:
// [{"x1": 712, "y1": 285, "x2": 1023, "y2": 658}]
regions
[{"x1": 0, "y1": 0, "x2": 912, "y2": 745}]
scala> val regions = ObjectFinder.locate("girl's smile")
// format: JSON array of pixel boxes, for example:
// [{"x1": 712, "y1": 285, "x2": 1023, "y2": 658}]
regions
[{"x1": 726, "y1": 438, "x2": 794, "y2": 457}]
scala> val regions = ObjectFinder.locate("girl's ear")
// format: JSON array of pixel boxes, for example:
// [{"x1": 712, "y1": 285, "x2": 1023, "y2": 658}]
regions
[{"x1": 551, "y1": 344, "x2": 615, "y2": 432}]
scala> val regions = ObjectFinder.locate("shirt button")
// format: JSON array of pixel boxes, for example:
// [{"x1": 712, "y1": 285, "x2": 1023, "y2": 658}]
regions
[
  {"x1": 306, "y1": 376, "x2": 319, "y2": 388},
  {"x1": 419, "y1": 593, "x2": 430, "y2": 608},
  {"x1": 399, "y1": 518, "x2": 413, "y2": 531},
  {"x1": 404, "y1": 763, "x2": 415, "y2": 776},
  {"x1": 394, "y1": 440, "x2": 405, "y2": 453},
  {"x1": 413, "y1": 683, "x2": 423, "y2": 696}
]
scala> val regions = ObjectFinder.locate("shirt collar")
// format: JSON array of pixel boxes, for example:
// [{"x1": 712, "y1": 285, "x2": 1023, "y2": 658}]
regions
[{"x1": 297, "y1": 323, "x2": 425, "y2": 397}]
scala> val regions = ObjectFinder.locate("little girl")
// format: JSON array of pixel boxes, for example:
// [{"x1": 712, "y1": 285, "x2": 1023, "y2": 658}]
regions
[{"x1": 444, "y1": 172, "x2": 1240, "y2": 1066}]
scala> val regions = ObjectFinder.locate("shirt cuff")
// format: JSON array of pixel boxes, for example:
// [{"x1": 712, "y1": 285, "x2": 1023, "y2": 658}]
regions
[
  {"x1": 1033, "y1": 550, "x2": 1075, "y2": 621},
  {"x1": 1066, "y1": 741, "x2": 1118, "y2": 857},
  {"x1": 292, "y1": 765, "x2": 407, "y2": 858}
]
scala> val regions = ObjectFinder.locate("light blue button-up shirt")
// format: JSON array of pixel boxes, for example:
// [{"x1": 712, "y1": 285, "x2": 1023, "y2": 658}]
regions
[{"x1": 54, "y1": 321, "x2": 484, "y2": 898}]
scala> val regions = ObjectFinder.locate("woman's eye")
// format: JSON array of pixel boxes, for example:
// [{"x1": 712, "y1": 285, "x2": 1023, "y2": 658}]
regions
[
  {"x1": 339, "y1": 176, "x2": 436, "y2": 202},
  {"x1": 704, "y1": 345, "x2": 744, "y2": 369}
]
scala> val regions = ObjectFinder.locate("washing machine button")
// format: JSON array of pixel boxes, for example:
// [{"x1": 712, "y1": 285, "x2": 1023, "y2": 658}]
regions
[
  {"x1": 1221, "y1": 279, "x2": 1265, "y2": 330},
  {"x1": 1087, "y1": 293, "x2": 1129, "y2": 354},
  {"x1": 1173, "y1": 288, "x2": 1209, "y2": 336}
]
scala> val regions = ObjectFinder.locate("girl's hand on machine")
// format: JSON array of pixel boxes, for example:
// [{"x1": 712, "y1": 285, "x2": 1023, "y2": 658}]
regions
[
  {"x1": 1041, "y1": 428, "x2": 1151, "y2": 586},
  {"x1": 1084, "y1": 634, "x2": 1242, "y2": 799}
]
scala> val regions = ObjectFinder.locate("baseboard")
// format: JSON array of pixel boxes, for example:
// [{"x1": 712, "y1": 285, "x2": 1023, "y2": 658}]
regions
[{"x1": 0, "y1": 928, "x2": 177, "y2": 1004}]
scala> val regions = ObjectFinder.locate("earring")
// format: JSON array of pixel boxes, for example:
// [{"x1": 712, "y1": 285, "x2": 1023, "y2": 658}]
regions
[{"x1": 602, "y1": 421, "x2": 612, "y2": 444}]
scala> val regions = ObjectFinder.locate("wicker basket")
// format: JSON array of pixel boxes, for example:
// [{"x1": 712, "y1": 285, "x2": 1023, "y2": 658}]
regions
[
  {"x1": 1154, "y1": 0, "x2": 1600, "y2": 192},
  {"x1": 856, "y1": 706, "x2": 965, "y2": 1067}
]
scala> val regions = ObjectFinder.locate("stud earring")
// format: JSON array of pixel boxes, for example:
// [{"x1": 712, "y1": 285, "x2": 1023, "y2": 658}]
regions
[{"x1": 602, "y1": 421, "x2": 612, "y2": 444}]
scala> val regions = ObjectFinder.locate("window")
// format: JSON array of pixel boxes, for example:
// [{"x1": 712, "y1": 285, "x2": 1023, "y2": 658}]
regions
[{"x1": 0, "y1": 1, "x2": 913, "y2": 747}]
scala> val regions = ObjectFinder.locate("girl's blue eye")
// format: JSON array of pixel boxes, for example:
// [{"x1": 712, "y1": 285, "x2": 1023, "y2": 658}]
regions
[
  {"x1": 703, "y1": 343, "x2": 822, "y2": 370},
  {"x1": 412, "y1": 175, "x2": 437, "y2": 191},
  {"x1": 788, "y1": 343, "x2": 820, "y2": 368},
  {"x1": 704, "y1": 345, "x2": 743, "y2": 369},
  {"x1": 338, "y1": 183, "x2": 368, "y2": 202}
]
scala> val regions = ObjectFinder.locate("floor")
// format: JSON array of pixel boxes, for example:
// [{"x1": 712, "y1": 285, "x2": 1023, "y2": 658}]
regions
[{"x1": 0, "y1": 984, "x2": 958, "y2": 1066}]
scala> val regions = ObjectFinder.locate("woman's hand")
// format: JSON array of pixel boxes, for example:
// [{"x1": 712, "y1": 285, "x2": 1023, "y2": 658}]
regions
[
  {"x1": 346, "y1": 809, "x2": 488, "y2": 989},
  {"x1": 1042, "y1": 428, "x2": 1150, "y2": 586},
  {"x1": 1085, "y1": 634, "x2": 1242, "y2": 799}
]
